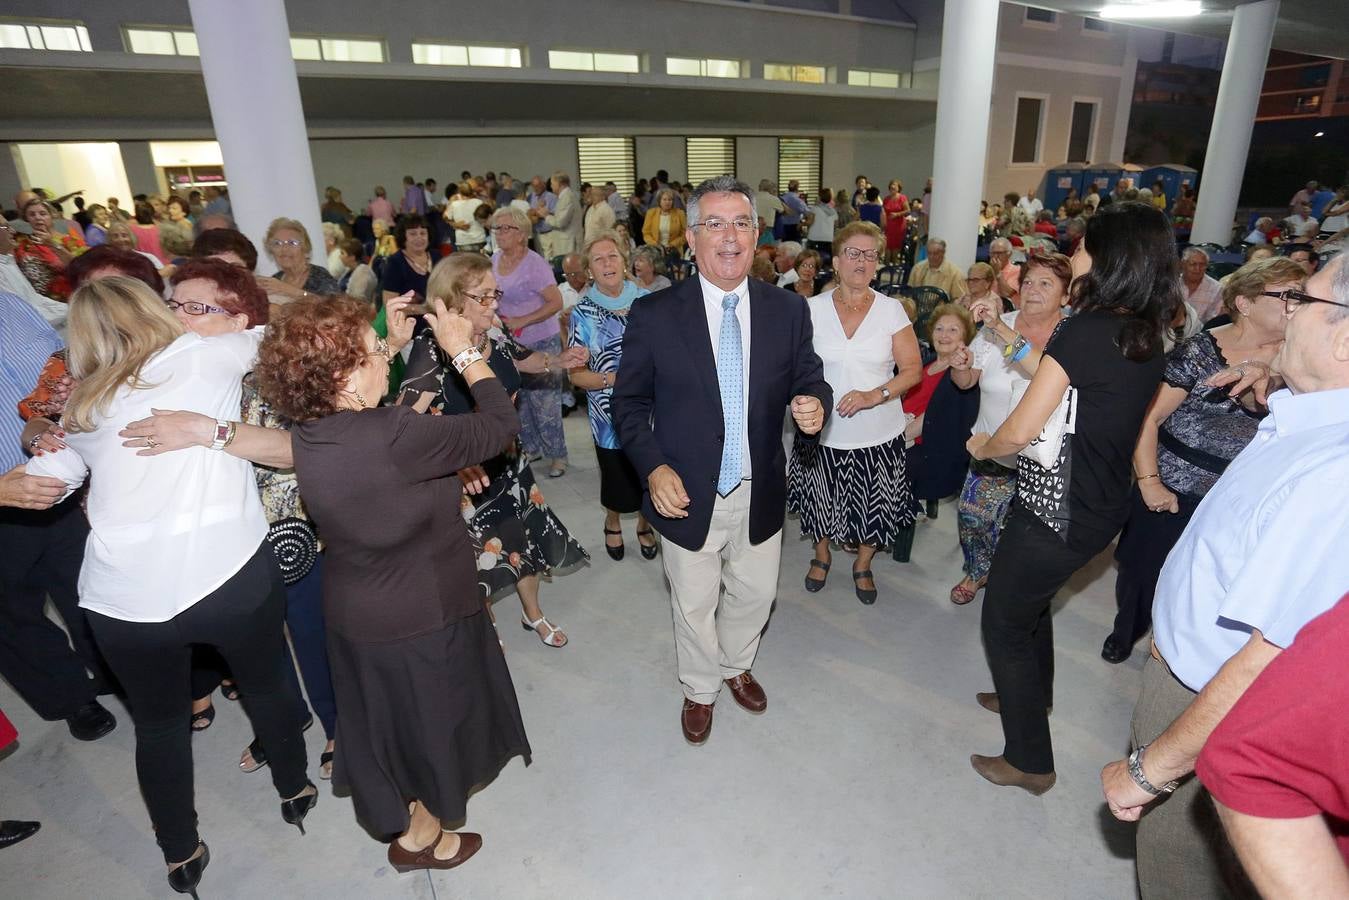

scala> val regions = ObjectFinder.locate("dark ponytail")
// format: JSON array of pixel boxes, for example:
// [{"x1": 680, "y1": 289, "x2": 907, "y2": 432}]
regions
[{"x1": 1070, "y1": 202, "x2": 1178, "y2": 361}]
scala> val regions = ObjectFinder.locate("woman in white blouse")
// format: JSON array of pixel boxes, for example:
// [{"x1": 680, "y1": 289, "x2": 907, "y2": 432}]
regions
[
  {"x1": 946, "y1": 252, "x2": 1069, "y2": 605},
  {"x1": 25, "y1": 276, "x2": 322, "y2": 898},
  {"x1": 786, "y1": 222, "x2": 921, "y2": 604}
]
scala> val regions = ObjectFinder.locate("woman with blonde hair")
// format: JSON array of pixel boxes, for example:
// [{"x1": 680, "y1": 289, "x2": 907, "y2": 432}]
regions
[
  {"x1": 399, "y1": 253, "x2": 588, "y2": 648},
  {"x1": 26, "y1": 276, "x2": 313, "y2": 897}
]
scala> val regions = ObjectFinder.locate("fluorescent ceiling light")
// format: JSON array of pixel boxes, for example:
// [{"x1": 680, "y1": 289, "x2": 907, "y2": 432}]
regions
[{"x1": 1100, "y1": 2, "x2": 1203, "y2": 18}]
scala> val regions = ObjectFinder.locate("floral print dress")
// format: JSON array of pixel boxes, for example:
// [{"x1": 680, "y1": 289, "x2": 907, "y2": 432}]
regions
[{"x1": 397, "y1": 320, "x2": 588, "y2": 599}]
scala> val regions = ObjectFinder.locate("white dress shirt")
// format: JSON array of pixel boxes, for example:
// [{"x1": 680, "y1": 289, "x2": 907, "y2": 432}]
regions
[
  {"x1": 698, "y1": 273, "x2": 751, "y2": 478},
  {"x1": 1185, "y1": 275, "x2": 1225, "y2": 323},
  {"x1": 1153, "y1": 386, "x2": 1349, "y2": 692},
  {"x1": 27, "y1": 330, "x2": 268, "y2": 623},
  {"x1": 0, "y1": 253, "x2": 67, "y2": 331}
]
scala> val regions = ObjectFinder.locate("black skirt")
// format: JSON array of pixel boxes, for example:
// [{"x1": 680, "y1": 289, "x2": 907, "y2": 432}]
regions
[
  {"x1": 326, "y1": 610, "x2": 531, "y2": 837},
  {"x1": 595, "y1": 445, "x2": 643, "y2": 513}
]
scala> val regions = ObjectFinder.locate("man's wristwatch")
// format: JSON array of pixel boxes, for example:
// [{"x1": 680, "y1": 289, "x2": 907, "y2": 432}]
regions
[
  {"x1": 879, "y1": 386, "x2": 891, "y2": 402},
  {"x1": 1128, "y1": 744, "x2": 1179, "y2": 796}
]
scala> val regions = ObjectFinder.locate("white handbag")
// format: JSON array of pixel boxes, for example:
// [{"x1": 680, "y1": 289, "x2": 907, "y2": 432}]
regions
[{"x1": 1008, "y1": 381, "x2": 1078, "y2": 470}]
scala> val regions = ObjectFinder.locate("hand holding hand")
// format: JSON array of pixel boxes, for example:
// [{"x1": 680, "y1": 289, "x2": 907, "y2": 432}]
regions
[
  {"x1": 949, "y1": 345, "x2": 974, "y2": 372},
  {"x1": 835, "y1": 389, "x2": 879, "y2": 418},
  {"x1": 966, "y1": 432, "x2": 991, "y2": 460},
  {"x1": 648, "y1": 465, "x2": 690, "y2": 519},
  {"x1": 1140, "y1": 479, "x2": 1180, "y2": 514},
  {"x1": 969, "y1": 297, "x2": 1000, "y2": 327},
  {"x1": 385, "y1": 291, "x2": 417, "y2": 352},
  {"x1": 792, "y1": 395, "x2": 825, "y2": 434},
  {"x1": 458, "y1": 465, "x2": 490, "y2": 495},
  {"x1": 1101, "y1": 759, "x2": 1159, "y2": 822},
  {"x1": 426, "y1": 297, "x2": 475, "y2": 357}
]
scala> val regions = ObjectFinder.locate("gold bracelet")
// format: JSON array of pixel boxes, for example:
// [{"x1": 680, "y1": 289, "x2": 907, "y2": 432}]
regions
[
  {"x1": 222, "y1": 421, "x2": 238, "y2": 449},
  {"x1": 1137, "y1": 473, "x2": 1160, "y2": 481}
]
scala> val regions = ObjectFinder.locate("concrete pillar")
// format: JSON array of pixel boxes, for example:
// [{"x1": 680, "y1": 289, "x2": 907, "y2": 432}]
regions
[
  {"x1": 1190, "y1": 0, "x2": 1278, "y2": 246},
  {"x1": 0, "y1": 144, "x2": 24, "y2": 209},
  {"x1": 927, "y1": 0, "x2": 999, "y2": 269},
  {"x1": 1108, "y1": 31, "x2": 1139, "y2": 164},
  {"x1": 118, "y1": 142, "x2": 161, "y2": 198},
  {"x1": 187, "y1": 0, "x2": 324, "y2": 266}
]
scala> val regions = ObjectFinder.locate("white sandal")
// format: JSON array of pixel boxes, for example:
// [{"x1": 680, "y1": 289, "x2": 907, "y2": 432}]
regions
[{"x1": 521, "y1": 615, "x2": 568, "y2": 648}]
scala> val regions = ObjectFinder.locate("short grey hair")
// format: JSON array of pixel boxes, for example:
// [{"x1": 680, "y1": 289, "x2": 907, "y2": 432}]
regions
[
  {"x1": 551, "y1": 171, "x2": 571, "y2": 187},
  {"x1": 1181, "y1": 246, "x2": 1210, "y2": 264},
  {"x1": 632, "y1": 244, "x2": 666, "y2": 275},
  {"x1": 491, "y1": 205, "x2": 531, "y2": 233},
  {"x1": 686, "y1": 176, "x2": 755, "y2": 227},
  {"x1": 777, "y1": 241, "x2": 803, "y2": 261},
  {"x1": 927, "y1": 237, "x2": 948, "y2": 250},
  {"x1": 989, "y1": 237, "x2": 1012, "y2": 254},
  {"x1": 757, "y1": 178, "x2": 775, "y2": 193},
  {"x1": 1329, "y1": 251, "x2": 1349, "y2": 322}
]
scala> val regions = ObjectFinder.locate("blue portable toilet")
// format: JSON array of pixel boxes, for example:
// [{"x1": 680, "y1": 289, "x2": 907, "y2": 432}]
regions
[
  {"x1": 1140, "y1": 164, "x2": 1198, "y2": 209},
  {"x1": 1039, "y1": 164, "x2": 1088, "y2": 212}
]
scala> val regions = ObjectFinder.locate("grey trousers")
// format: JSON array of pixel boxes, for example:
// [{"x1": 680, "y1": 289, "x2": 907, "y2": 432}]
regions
[{"x1": 1130, "y1": 653, "x2": 1256, "y2": 900}]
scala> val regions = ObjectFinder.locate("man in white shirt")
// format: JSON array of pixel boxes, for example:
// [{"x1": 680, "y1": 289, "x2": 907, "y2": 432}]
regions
[
  {"x1": 774, "y1": 241, "x2": 803, "y2": 288},
  {"x1": 0, "y1": 219, "x2": 66, "y2": 331},
  {"x1": 1180, "y1": 246, "x2": 1224, "y2": 322},
  {"x1": 1016, "y1": 189, "x2": 1043, "y2": 218},
  {"x1": 540, "y1": 172, "x2": 582, "y2": 256},
  {"x1": 1101, "y1": 251, "x2": 1349, "y2": 900},
  {"x1": 755, "y1": 179, "x2": 784, "y2": 237},
  {"x1": 557, "y1": 253, "x2": 588, "y2": 315}
]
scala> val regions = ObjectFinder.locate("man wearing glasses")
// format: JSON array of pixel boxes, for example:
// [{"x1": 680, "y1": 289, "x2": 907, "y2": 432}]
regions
[
  {"x1": 1101, "y1": 251, "x2": 1349, "y2": 899},
  {"x1": 613, "y1": 176, "x2": 831, "y2": 746}
]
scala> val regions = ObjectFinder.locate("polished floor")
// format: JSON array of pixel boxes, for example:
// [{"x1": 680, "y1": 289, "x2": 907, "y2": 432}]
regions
[{"x1": 0, "y1": 413, "x2": 1147, "y2": 899}]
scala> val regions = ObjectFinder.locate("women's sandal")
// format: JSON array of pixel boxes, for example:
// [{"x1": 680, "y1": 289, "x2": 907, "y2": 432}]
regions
[
  {"x1": 190, "y1": 702, "x2": 216, "y2": 733},
  {"x1": 239, "y1": 714, "x2": 314, "y2": 774},
  {"x1": 949, "y1": 577, "x2": 986, "y2": 606},
  {"x1": 637, "y1": 529, "x2": 659, "y2": 560},
  {"x1": 853, "y1": 569, "x2": 878, "y2": 605},
  {"x1": 319, "y1": 749, "x2": 334, "y2": 781},
  {"x1": 521, "y1": 615, "x2": 568, "y2": 648},
  {"x1": 803, "y1": 559, "x2": 830, "y2": 593},
  {"x1": 604, "y1": 527, "x2": 625, "y2": 561},
  {"x1": 548, "y1": 463, "x2": 566, "y2": 478},
  {"x1": 220, "y1": 681, "x2": 240, "y2": 701}
]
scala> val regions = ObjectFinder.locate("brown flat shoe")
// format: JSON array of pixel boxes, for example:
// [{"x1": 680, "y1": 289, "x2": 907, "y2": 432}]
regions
[
  {"x1": 970, "y1": 754, "x2": 1056, "y2": 795},
  {"x1": 388, "y1": 831, "x2": 483, "y2": 873},
  {"x1": 681, "y1": 698, "x2": 714, "y2": 745},
  {"x1": 724, "y1": 672, "x2": 767, "y2": 713},
  {"x1": 976, "y1": 692, "x2": 1052, "y2": 716}
]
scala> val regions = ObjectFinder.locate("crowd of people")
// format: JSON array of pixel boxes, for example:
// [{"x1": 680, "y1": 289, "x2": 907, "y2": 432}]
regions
[{"x1": 1, "y1": 166, "x2": 1348, "y2": 900}]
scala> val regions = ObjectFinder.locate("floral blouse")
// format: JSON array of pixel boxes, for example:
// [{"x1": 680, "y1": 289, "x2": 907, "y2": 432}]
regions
[
  {"x1": 15, "y1": 234, "x2": 84, "y2": 301},
  {"x1": 18, "y1": 350, "x2": 69, "y2": 422}
]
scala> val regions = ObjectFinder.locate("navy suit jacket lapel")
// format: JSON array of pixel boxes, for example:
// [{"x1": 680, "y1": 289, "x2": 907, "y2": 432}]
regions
[
  {"x1": 677, "y1": 277, "x2": 723, "y2": 416},
  {"x1": 747, "y1": 279, "x2": 774, "y2": 423}
]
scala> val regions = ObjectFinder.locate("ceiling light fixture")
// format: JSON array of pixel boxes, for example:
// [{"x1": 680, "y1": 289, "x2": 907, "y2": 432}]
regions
[
  {"x1": 1314, "y1": 131, "x2": 1325, "y2": 138},
  {"x1": 1100, "y1": 1, "x2": 1203, "y2": 19}
]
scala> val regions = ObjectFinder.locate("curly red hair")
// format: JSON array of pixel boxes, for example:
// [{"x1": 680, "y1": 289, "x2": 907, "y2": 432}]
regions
[
  {"x1": 254, "y1": 295, "x2": 372, "y2": 421},
  {"x1": 170, "y1": 257, "x2": 269, "y2": 327}
]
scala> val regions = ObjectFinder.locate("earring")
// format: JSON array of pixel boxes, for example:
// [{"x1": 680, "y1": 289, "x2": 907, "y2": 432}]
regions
[{"x1": 354, "y1": 390, "x2": 369, "y2": 409}]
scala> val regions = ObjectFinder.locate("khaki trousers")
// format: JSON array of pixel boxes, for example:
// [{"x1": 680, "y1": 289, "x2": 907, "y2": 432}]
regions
[
  {"x1": 660, "y1": 484, "x2": 782, "y2": 704},
  {"x1": 1131, "y1": 652, "x2": 1256, "y2": 900}
]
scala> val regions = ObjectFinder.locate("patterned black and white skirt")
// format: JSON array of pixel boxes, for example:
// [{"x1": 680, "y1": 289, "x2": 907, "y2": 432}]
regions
[{"x1": 787, "y1": 434, "x2": 916, "y2": 547}]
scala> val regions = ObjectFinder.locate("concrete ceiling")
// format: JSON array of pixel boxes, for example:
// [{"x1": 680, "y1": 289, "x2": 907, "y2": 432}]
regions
[{"x1": 1027, "y1": 0, "x2": 1347, "y2": 60}]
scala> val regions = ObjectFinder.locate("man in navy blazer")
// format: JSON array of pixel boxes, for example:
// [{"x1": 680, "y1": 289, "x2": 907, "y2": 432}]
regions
[{"x1": 613, "y1": 176, "x2": 831, "y2": 745}]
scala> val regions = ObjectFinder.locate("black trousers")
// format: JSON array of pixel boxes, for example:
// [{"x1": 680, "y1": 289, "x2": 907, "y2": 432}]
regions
[
  {"x1": 981, "y1": 504, "x2": 1114, "y2": 774},
  {"x1": 87, "y1": 543, "x2": 309, "y2": 863},
  {"x1": 0, "y1": 499, "x2": 111, "y2": 719},
  {"x1": 1110, "y1": 486, "x2": 1200, "y2": 648}
]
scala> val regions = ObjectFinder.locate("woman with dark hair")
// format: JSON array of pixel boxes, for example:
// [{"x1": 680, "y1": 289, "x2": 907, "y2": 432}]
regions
[
  {"x1": 965, "y1": 202, "x2": 1173, "y2": 794},
  {"x1": 858, "y1": 186, "x2": 884, "y2": 227},
  {"x1": 128, "y1": 200, "x2": 168, "y2": 265},
  {"x1": 15, "y1": 199, "x2": 86, "y2": 301},
  {"x1": 379, "y1": 213, "x2": 438, "y2": 307},
  {"x1": 190, "y1": 228, "x2": 259, "y2": 271},
  {"x1": 159, "y1": 197, "x2": 195, "y2": 259}
]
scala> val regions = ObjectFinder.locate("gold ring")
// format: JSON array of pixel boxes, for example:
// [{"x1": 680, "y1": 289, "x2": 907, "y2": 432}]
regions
[{"x1": 146, "y1": 438, "x2": 159, "y2": 448}]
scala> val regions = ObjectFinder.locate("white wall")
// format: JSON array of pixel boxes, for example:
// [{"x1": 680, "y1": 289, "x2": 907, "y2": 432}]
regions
[
  {"x1": 736, "y1": 137, "x2": 778, "y2": 186},
  {"x1": 12, "y1": 143, "x2": 133, "y2": 212},
  {"x1": 635, "y1": 137, "x2": 687, "y2": 182},
  {"x1": 823, "y1": 127, "x2": 936, "y2": 198}
]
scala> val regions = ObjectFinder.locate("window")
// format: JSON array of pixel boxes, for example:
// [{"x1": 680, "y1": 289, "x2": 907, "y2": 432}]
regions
[
  {"x1": 686, "y1": 138, "x2": 736, "y2": 186},
  {"x1": 549, "y1": 49, "x2": 640, "y2": 73},
  {"x1": 125, "y1": 27, "x2": 198, "y2": 56},
  {"x1": 290, "y1": 36, "x2": 384, "y2": 62},
  {"x1": 0, "y1": 21, "x2": 92, "y2": 52},
  {"x1": 847, "y1": 69, "x2": 907, "y2": 89},
  {"x1": 1023, "y1": 7, "x2": 1058, "y2": 25},
  {"x1": 667, "y1": 56, "x2": 741, "y2": 78},
  {"x1": 777, "y1": 138, "x2": 822, "y2": 200},
  {"x1": 1011, "y1": 95, "x2": 1046, "y2": 164},
  {"x1": 1066, "y1": 100, "x2": 1097, "y2": 163},
  {"x1": 577, "y1": 137, "x2": 636, "y2": 195},
  {"x1": 765, "y1": 63, "x2": 828, "y2": 84},
  {"x1": 411, "y1": 43, "x2": 522, "y2": 67},
  {"x1": 1082, "y1": 17, "x2": 1110, "y2": 33}
]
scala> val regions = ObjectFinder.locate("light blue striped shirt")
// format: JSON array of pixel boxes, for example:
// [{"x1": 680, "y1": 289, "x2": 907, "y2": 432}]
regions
[
  {"x1": 1153, "y1": 386, "x2": 1349, "y2": 691},
  {"x1": 1, "y1": 290, "x2": 63, "y2": 471}
]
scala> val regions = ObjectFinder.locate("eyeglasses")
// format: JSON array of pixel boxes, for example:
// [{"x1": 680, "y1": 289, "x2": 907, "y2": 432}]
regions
[
  {"x1": 269, "y1": 238, "x2": 303, "y2": 248},
  {"x1": 691, "y1": 218, "x2": 756, "y2": 234},
  {"x1": 840, "y1": 247, "x2": 880, "y2": 262},
  {"x1": 364, "y1": 336, "x2": 393, "y2": 362},
  {"x1": 967, "y1": 275, "x2": 992, "y2": 283},
  {"x1": 463, "y1": 289, "x2": 504, "y2": 306},
  {"x1": 166, "y1": 299, "x2": 232, "y2": 317},
  {"x1": 1261, "y1": 289, "x2": 1349, "y2": 316},
  {"x1": 490, "y1": 224, "x2": 520, "y2": 233}
]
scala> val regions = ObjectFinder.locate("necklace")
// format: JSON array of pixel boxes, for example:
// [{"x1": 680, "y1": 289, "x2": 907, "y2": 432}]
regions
[
  {"x1": 406, "y1": 252, "x2": 429, "y2": 273},
  {"x1": 834, "y1": 288, "x2": 872, "y2": 313}
]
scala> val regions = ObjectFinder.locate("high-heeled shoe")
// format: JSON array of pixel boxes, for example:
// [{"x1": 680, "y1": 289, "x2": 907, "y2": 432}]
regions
[
  {"x1": 167, "y1": 841, "x2": 210, "y2": 898},
  {"x1": 280, "y1": 784, "x2": 318, "y2": 835},
  {"x1": 603, "y1": 527, "x2": 624, "y2": 560}
]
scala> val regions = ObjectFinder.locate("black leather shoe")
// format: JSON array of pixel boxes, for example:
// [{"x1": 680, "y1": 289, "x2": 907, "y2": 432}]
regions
[
  {"x1": 1101, "y1": 636, "x2": 1131, "y2": 664},
  {"x1": 0, "y1": 820, "x2": 40, "y2": 849},
  {"x1": 66, "y1": 700, "x2": 115, "y2": 741}
]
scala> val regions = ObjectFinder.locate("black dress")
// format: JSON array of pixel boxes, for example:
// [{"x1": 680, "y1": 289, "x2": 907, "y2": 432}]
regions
[
  {"x1": 291, "y1": 387, "x2": 530, "y2": 837},
  {"x1": 378, "y1": 249, "x2": 440, "y2": 301},
  {"x1": 908, "y1": 371, "x2": 980, "y2": 502}
]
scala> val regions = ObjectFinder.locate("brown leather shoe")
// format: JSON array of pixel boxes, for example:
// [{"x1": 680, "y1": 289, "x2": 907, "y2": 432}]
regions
[
  {"x1": 970, "y1": 754, "x2": 1056, "y2": 795},
  {"x1": 387, "y1": 831, "x2": 483, "y2": 873},
  {"x1": 976, "y1": 691, "x2": 1052, "y2": 716},
  {"x1": 681, "y1": 698, "x2": 714, "y2": 745},
  {"x1": 724, "y1": 672, "x2": 767, "y2": 713}
]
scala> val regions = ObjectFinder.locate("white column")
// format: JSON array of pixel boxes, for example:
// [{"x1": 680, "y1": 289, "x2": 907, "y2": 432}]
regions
[
  {"x1": 1190, "y1": 0, "x2": 1279, "y2": 246},
  {"x1": 1107, "y1": 31, "x2": 1139, "y2": 163},
  {"x1": 928, "y1": 0, "x2": 999, "y2": 269},
  {"x1": 188, "y1": 0, "x2": 324, "y2": 268}
]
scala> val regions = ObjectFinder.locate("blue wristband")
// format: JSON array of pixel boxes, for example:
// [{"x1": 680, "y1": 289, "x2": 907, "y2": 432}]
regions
[{"x1": 1011, "y1": 341, "x2": 1031, "y2": 363}]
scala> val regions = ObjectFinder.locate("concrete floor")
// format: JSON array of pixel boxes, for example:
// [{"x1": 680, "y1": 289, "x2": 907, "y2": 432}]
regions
[{"x1": 0, "y1": 413, "x2": 1146, "y2": 899}]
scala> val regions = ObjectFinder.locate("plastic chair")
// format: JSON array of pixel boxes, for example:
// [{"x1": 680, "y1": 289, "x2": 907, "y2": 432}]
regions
[{"x1": 907, "y1": 285, "x2": 949, "y2": 335}]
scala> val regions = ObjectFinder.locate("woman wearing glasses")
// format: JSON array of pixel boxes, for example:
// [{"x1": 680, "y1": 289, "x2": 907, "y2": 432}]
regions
[
  {"x1": 787, "y1": 221, "x2": 922, "y2": 605},
  {"x1": 489, "y1": 206, "x2": 571, "y2": 478},
  {"x1": 399, "y1": 253, "x2": 588, "y2": 649},
  {"x1": 255, "y1": 217, "x2": 339, "y2": 305},
  {"x1": 1102, "y1": 256, "x2": 1303, "y2": 664}
]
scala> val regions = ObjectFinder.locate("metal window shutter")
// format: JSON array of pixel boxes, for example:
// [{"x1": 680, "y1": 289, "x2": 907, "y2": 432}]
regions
[
  {"x1": 685, "y1": 137, "x2": 736, "y2": 187},
  {"x1": 577, "y1": 137, "x2": 635, "y2": 196},
  {"x1": 777, "y1": 137, "x2": 822, "y2": 199}
]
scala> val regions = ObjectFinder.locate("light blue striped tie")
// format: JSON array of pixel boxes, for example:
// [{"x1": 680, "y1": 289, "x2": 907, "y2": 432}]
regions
[{"x1": 717, "y1": 293, "x2": 743, "y2": 496}]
